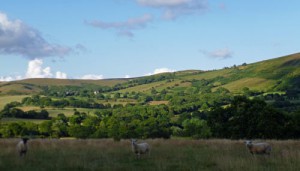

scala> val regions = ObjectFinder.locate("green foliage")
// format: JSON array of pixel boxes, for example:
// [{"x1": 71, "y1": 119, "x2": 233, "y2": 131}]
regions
[
  {"x1": 0, "y1": 121, "x2": 39, "y2": 138},
  {"x1": 2, "y1": 54, "x2": 300, "y2": 139},
  {"x1": 182, "y1": 118, "x2": 212, "y2": 139},
  {"x1": 208, "y1": 96, "x2": 288, "y2": 139}
]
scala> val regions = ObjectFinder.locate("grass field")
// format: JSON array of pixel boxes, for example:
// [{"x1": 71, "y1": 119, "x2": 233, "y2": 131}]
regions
[
  {"x1": 16, "y1": 107, "x2": 96, "y2": 117},
  {"x1": 0, "y1": 139, "x2": 299, "y2": 171},
  {"x1": 221, "y1": 77, "x2": 276, "y2": 92},
  {"x1": 1, "y1": 118, "x2": 47, "y2": 124},
  {"x1": 0, "y1": 95, "x2": 29, "y2": 110}
]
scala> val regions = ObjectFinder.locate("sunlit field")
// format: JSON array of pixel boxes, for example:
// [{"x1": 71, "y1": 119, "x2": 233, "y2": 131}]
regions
[
  {"x1": 0, "y1": 95, "x2": 29, "y2": 110},
  {"x1": 0, "y1": 139, "x2": 299, "y2": 171}
]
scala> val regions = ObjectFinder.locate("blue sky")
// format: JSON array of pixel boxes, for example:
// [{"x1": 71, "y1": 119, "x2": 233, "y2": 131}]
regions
[{"x1": 1, "y1": 0, "x2": 300, "y2": 81}]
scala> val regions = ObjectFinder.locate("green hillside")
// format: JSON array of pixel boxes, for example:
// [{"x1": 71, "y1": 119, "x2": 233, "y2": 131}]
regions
[
  {"x1": 116, "y1": 53, "x2": 300, "y2": 94},
  {"x1": 1, "y1": 53, "x2": 299, "y2": 96},
  {"x1": 0, "y1": 78, "x2": 128, "y2": 95},
  {"x1": 1, "y1": 53, "x2": 300, "y2": 140}
]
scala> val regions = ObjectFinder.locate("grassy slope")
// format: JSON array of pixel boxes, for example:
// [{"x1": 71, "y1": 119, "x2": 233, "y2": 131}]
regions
[
  {"x1": 1, "y1": 52, "x2": 300, "y2": 96},
  {"x1": 0, "y1": 78, "x2": 128, "y2": 95},
  {"x1": 16, "y1": 78, "x2": 129, "y2": 86}
]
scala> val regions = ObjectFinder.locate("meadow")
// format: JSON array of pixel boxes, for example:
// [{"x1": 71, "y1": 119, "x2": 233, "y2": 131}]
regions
[
  {"x1": 0, "y1": 139, "x2": 299, "y2": 171},
  {"x1": 0, "y1": 95, "x2": 29, "y2": 111}
]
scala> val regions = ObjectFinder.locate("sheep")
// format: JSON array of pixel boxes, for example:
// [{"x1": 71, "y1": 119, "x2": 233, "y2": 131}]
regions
[
  {"x1": 131, "y1": 139, "x2": 150, "y2": 159},
  {"x1": 17, "y1": 138, "x2": 29, "y2": 157},
  {"x1": 245, "y1": 140, "x2": 271, "y2": 155}
]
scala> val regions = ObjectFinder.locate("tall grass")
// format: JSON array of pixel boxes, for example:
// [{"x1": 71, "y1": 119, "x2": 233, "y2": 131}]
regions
[{"x1": 0, "y1": 139, "x2": 299, "y2": 171}]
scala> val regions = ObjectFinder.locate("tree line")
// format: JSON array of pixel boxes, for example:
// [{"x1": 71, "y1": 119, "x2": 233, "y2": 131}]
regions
[{"x1": 1, "y1": 96, "x2": 300, "y2": 139}]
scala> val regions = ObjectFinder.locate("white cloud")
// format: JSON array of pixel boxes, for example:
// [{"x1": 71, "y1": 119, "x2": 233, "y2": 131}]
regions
[
  {"x1": 137, "y1": 0, "x2": 190, "y2": 7},
  {"x1": 124, "y1": 75, "x2": 131, "y2": 78},
  {"x1": 26, "y1": 59, "x2": 52, "y2": 78},
  {"x1": 0, "y1": 12, "x2": 71, "y2": 59},
  {"x1": 0, "y1": 75, "x2": 23, "y2": 82},
  {"x1": 81, "y1": 74, "x2": 104, "y2": 80},
  {"x1": 202, "y1": 48, "x2": 233, "y2": 59},
  {"x1": 25, "y1": 59, "x2": 68, "y2": 79},
  {"x1": 146, "y1": 67, "x2": 176, "y2": 75},
  {"x1": 136, "y1": 0, "x2": 208, "y2": 20},
  {"x1": 0, "y1": 76, "x2": 14, "y2": 82},
  {"x1": 86, "y1": 14, "x2": 153, "y2": 37},
  {"x1": 56, "y1": 71, "x2": 67, "y2": 79}
]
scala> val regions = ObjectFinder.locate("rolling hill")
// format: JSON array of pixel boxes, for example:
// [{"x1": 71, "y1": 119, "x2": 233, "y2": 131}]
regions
[{"x1": 1, "y1": 52, "x2": 300, "y2": 95}]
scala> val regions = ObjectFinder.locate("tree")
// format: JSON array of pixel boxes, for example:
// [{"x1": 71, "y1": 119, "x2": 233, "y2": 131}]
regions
[
  {"x1": 68, "y1": 125, "x2": 91, "y2": 139},
  {"x1": 51, "y1": 115, "x2": 68, "y2": 138},
  {"x1": 182, "y1": 118, "x2": 212, "y2": 139},
  {"x1": 208, "y1": 96, "x2": 287, "y2": 139},
  {"x1": 39, "y1": 121, "x2": 52, "y2": 137}
]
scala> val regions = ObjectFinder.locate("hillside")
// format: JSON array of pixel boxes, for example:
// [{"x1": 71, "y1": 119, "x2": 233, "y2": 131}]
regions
[
  {"x1": 1, "y1": 53, "x2": 300, "y2": 140},
  {"x1": 1, "y1": 53, "x2": 300, "y2": 95},
  {"x1": 0, "y1": 78, "x2": 128, "y2": 95}
]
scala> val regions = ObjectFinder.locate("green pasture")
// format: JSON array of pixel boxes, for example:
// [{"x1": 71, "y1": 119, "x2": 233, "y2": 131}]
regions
[
  {"x1": 221, "y1": 77, "x2": 276, "y2": 92},
  {"x1": 1, "y1": 118, "x2": 46, "y2": 124},
  {"x1": 0, "y1": 95, "x2": 29, "y2": 110},
  {"x1": 17, "y1": 106, "x2": 98, "y2": 117},
  {"x1": 0, "y1": 139, "x2": 299, "y2": 171}
]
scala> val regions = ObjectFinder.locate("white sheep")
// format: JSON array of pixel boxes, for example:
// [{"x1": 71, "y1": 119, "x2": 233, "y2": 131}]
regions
[
  {"x1": 131, "y1": 139, "x2": 150, "y2": 158},
  {"x1": 245, "y1": 140, "x2": 271, "y2": 155},
  {"x1": 17, "y1": 138, "x2": 29, "y2": 157}
]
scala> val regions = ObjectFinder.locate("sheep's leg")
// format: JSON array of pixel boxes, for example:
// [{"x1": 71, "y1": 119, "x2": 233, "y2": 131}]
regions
[
  {"x1": 138, "y1": 153, "x2": 141, "y2": 159},
  {"x1": 20, "y1": 151, "x2": 26, "y2": 157}
]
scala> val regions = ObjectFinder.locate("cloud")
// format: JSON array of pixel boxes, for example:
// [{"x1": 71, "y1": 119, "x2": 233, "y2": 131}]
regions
[
  {"x1": 137, "y1": 0, "x2": 190, "y2": 7},
  {"x1": 56, "y1": 71, "x2": 67, "y2": 79},
  {"x1": 0, "y1": 76, "x2": 14, "y2": 82},
  {"x1": 0, "y1": 75, "x2": 23, "y2": 81},
  {"x1": 81, "y1": 74, "x2": 104, "y2": 80},
  {"x1": 0, "y1": 12, "x2": 72, "y2": 59},
  {"x1": 146, "y1": 67, "x2": 176, "y2": 75},
  {"x1": 86, "y1": 14, "x2": 153, "y2": 37},
  {"x1": 136, "y1": 0, "x2": 208, "y2": 20},
  {"x1": 25, "y1": 59, "x2": 68, "y2": 79},
  {"x1": 202, "y1": 48, "x2": 233, "y2": 59},
  {"x1": 124, "y1": 75, "x2": 131, "y2": 78},
  {"x1": 0, "y1": 59, "x2": 68, "y2": 81},
  {"x1": 26, "y1": 59, "x2": 52, "y2": 78},
  {"x1": 75, "y1": 44, "x2": 87, "y2": 53}
]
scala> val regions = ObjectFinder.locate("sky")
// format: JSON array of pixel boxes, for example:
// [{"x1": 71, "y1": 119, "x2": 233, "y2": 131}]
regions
[{"x1": 1, "y1": 0, "x2": 300, "y2": 81}]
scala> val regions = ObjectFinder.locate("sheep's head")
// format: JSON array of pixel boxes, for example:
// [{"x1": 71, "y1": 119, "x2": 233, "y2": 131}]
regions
[
  {"x1": 131, "y1": 139, "x2": 137, "y2": 144},
  {"x1": 22, "y1": 138, "x2": 29, "y2": 144},
  {"x1": 245, "y1": 140, "x2": 252, "y2": 147}
]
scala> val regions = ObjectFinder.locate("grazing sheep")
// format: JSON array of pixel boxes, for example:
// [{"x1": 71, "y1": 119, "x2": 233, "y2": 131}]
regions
[
  {"x1": 17, "y1": 138, "x2": 29, "y2": 157},
  {"x1": 245, "y1": 140, "x2": 271, "y2": 155},
  {"x1": 131, "y1": 139, "x2": 150, "y2": 158}
]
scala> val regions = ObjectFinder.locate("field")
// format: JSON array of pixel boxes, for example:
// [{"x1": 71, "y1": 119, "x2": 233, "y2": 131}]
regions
[
  {"x1": 0, "y1": 139, "x2": 299, "y2": 171},
  {"x1": 17, "y1": 107, "x2": 98, "y2": 117},
  {"x1": 0, "y1": 95, "x2": 29, "y2": 110}
]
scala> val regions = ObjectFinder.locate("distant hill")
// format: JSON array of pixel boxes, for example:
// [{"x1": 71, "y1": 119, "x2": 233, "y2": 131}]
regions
[
  {"x1": 0, "y1": 78, "x2": 128, "y2": 95},
  {"x1": 1, "y1": 53, "x2": 300, "y2": 95}
]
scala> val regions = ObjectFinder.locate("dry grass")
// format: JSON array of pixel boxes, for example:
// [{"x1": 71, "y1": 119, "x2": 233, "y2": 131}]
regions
[
  {"x1": 0, "y1": 139, "x2": 299, "y2": 171},
  {"x1": 149, "y1": 101, "x2": 169, "y2": 105}
]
